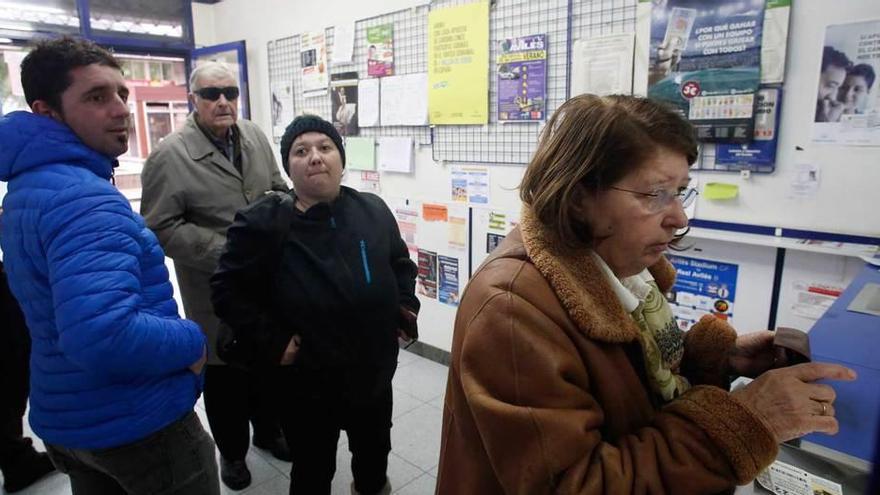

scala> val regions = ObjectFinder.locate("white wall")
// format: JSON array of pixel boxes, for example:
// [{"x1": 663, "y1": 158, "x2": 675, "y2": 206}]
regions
[
  {"x1": 193, "y1": 0, "x2": 525, "y2": 351},
  {"x1": 191, "y1": 2, "x2": 217, "y2": 47}
]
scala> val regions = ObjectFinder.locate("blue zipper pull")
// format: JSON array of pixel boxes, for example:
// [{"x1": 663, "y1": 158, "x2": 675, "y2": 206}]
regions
[
  {"x1": 359, "y1": 239, "x2": 372, "y2": 284},
  {"x1": 330, "y1": 217, "x2": 337, "y2": 229}
]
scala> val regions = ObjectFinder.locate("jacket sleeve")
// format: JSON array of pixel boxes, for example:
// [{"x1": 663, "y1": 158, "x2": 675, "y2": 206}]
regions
[
  {"x1": 455, "y1": 284, "x2": 776, "y2": 494},
  {"x1": 680, "y1": 314, "x2": 738, "y2": 388},
  {"x1": 140, "y1": 145, "x2": 226, "y2": 273},
  {"x1": 210, "y1": 195, "x2": 294, "y2": 365},
  {"x1": 41, "y1": 182, "x2": 205, "y2": 380}
]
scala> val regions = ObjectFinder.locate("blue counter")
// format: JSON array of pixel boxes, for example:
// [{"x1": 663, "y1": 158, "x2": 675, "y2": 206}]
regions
[{"x1": 804, "y1": 264, "x2": 880, "y2": 462}]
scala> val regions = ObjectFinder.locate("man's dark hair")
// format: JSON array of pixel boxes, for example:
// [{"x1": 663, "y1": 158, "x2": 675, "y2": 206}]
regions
[
  {"x1": 821, "y1": 46, "x2": 851, "y2": 73},
  {"x1": 848, "y1": 63, "x2": 876, "y2": 90},
  {"x1": 20, "y1": 36, "x2": 121, "y2": 111}
]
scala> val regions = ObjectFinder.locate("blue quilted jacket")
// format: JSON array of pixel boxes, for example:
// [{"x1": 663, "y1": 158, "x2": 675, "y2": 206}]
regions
[{"x1": 0, "y1": 111, "x2": 205, "y2": 450}]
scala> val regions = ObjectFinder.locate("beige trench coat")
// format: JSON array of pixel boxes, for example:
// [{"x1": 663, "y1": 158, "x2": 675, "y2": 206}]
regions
[{"x1": 141, "y1": 114, "x2": 289, "y2": 364}]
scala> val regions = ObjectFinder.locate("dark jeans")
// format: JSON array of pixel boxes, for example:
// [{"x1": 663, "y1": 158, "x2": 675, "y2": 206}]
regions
[
  {"x1": 46, "y1": 411, "x2": 219, "y2": 495},
  {"x1": 279, "y1": 367, "x2": 393, "y2": 495},
  {"x1": 203, "y1": 364, "x2": 283, "y2": 461}
]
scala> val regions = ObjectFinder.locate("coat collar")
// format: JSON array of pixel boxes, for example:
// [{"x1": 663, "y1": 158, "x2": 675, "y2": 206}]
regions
[
  {"x1": 179, "y1": 113, "x2": 252, "y2": 180},
  {"x1": 517, "y1": 205, "x2": 677, "y2": 343}
]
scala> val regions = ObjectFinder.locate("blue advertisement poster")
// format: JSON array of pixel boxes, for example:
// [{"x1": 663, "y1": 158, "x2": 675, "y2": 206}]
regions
[
  {"x1": 648, "y1": 0, "x2": 765, "y2": 143},
  {"x1": 438, "y1": 255, "x2": 460, "y2": 306},
  {"x1": 665, "y1": 254, "x2": 738, "y2": 331},
  {"x1": 496, "y1": 34, "x2": 547, "y2": 121},
  {"x1": 714, "y1": 85, "x2": 781, "y2": 171}
]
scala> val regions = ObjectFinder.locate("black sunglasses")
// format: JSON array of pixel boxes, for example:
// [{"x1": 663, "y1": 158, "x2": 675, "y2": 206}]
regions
[{"x1": 194, "y1": 86, "x2": 240, "y2": 101}]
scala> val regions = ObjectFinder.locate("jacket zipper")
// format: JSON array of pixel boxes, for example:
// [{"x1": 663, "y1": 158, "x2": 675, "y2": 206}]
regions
[{"x1": 359, "y1": 240, "x2": 372, "y2": 285}]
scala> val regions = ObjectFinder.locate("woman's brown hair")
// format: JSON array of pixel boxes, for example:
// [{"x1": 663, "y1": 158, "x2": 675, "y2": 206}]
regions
[{"x1": 519, "y1": 94, "x2": 698, "y2": 247}]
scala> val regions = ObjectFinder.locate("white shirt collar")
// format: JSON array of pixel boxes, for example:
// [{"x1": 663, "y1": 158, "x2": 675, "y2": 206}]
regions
[{"x1": 590, "y1": 251, "x2": 655, "y2": 313}]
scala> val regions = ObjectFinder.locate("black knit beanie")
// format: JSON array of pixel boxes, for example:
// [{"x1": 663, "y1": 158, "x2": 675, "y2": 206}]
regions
[{"x1": 279, "y1": 115, "x2": 346, "y2": 173}]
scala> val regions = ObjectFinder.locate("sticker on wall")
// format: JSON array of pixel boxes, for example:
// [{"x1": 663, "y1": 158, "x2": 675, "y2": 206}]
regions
[{"x1": 665, "y1": 254, "x2": 738, "y2": 330}]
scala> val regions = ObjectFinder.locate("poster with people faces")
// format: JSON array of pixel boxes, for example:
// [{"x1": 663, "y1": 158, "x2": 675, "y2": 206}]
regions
[
  {"x1": 366, "y1": 24, "x2": 394, "y2": 77},
  {"x1": 648, "y1": 0, "x2": 765, "y2": 143},
  {"x1": 812, "y1": 20, "x2": 880, "y2": 146}
]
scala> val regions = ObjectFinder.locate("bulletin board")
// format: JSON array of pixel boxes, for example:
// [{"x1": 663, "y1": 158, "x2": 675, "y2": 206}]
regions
[
  {"x1": 266, "y1": 6, "x2": 432, "y2": 146},
  {"x1": 266, "y1": 0, "x2": 880, "y2": 241},
  {"x1": 689, "y1": 0, "x2": 880, "y2": 240}
]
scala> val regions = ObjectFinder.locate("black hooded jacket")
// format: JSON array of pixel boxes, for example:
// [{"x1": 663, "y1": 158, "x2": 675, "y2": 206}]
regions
[{"x1": 211, "y1": 186, "x2": 419, "y2": 374}]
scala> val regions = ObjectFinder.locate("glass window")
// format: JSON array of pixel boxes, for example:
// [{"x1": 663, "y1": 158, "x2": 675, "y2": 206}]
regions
[
  {"x1": 88, "y1": 0, "x2": 190, "y2": 43},
  {"x1": 0, "y1": 48, "x2": 29, "y2": 116},
  {"x1": 0, "y1": 0, "x2": 79, "y2": 37},
  {"x1": 148, "y1": 62, "x2": 162, "y2": 82},
  {"x1": 131, "y1": 60, "x2": 146, "y2": 81},
  {"x1": 146, "y1": 111, "x2": 171, "y2": 152}
]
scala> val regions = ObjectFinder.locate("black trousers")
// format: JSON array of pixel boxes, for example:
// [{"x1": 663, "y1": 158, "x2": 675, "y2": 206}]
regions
[
  {"x1": 279, "y1": 367, "x2": 393, "y2": 495},
  {"x1": 202, "y1": 364, "x2": 283, "y2": 461},
  {"x1": 0, "y1": 266, "x2": 37, "y2": 476}
]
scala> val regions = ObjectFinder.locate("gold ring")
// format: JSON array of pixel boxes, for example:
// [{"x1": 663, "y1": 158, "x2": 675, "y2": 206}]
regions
[{"x1": 821, "y1": 402, "x2": 828, "y2": 416}]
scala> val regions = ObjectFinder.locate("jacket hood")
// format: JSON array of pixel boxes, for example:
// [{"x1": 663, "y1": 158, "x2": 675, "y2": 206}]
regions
[{"x1": 0, "y1": 111, "x2": 114, "y2": 182}]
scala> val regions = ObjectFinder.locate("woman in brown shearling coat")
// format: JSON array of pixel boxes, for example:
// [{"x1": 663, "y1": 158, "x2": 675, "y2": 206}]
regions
[{"x1": 436, "y1": 95, "x2": 855, "y2": 495}]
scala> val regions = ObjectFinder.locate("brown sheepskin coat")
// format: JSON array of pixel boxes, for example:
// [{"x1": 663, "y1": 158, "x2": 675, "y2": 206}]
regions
[{"x1": 436, "y1": 208, "x2": 777, "y2": 495}]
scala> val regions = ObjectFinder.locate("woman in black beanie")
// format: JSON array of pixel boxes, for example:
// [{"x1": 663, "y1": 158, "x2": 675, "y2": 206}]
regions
[{"x1": 211, "y1": 115, "x2": 419, "y2": 495}]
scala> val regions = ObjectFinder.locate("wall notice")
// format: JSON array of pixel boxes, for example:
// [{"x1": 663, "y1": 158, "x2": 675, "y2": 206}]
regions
[{"x1": 428, "y1": 1, "x2": 490, "y2": 124}]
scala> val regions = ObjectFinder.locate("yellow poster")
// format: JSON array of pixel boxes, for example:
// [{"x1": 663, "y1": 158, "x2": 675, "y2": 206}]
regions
[{"x1": 428, "y1": 1, "x2": 489, "y2": 124}]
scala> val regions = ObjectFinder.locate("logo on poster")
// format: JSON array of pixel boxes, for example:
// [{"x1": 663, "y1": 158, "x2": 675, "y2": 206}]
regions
[{"x1": 681, "y1": 80, "x2": 701, "y2": 99}]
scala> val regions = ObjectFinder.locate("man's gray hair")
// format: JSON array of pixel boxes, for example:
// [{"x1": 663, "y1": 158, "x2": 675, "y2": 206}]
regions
[{"x1": 189, "y1": 61, "x2": 237, "y2": 91}]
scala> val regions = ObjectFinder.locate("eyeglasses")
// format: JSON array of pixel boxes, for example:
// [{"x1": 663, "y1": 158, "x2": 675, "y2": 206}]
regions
[
  {"x1": 193, "y1": 86, "x2": 240, "y2": 101},
  {"x1": 610, "y1": 186, "x2": 698, "y2": 213}
]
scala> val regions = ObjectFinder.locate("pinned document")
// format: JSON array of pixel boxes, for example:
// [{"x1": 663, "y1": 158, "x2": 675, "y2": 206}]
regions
[
  {"x1": 345, "y1": 137, "x2": 375, "y2": 171},
  {"x1": 380, "y1": 73, "x2": 428, "y2": 126},
  {"x1": 358, "y1": 79, "x2": 380, "y2": 127},
  {"x1": 377, "y1": 137, "x2": 414, "y2": 173}
]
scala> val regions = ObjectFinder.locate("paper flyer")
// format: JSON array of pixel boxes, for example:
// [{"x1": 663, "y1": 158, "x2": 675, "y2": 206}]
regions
[
  {"x1": 428, "y1": 1, "x2": 490, "y2": 124},
  {"x1": 417, "y1": 249, "x2": 438, "y2": 299},
  {"x1": 366, "y1": 24, "x2": 394, "y2": 77},
  {"x1": 451, "y1": 168, "x2": 467, "y2": 203},
  {"x1": 570, "y1": 33, "x2": 635, "y2": 96},
  {"x1": 760, "y1": 0, "x2": 790, "y2": 84},
  {"x1": 496, "y1": 34, "x2": 547, "y2": 121},
  {"x1": 360, "y1": 171, "x2": 381, "y2": 194},
  {"x1": 665, "y1": 255, "x2": 738, "y2": 331},
  {"x1": 755, "y1": 459, "x2": 843, "y2": 495},
  {"x1": 300, "y1": 31, "x2": 329, "y2": 96},
  {"x1": 395, "y1": 204, "x2": 419, "y2": 258},
  {"x1": 330, "y1": 72, "x2": 358, "y2": 136},
  {"x1": 448, "y1": 212, "x2": 467, "y2": 251},
  {"x1": 648, "y1": 0, "x2": 765, "y2": 142},
  {"x1": 711, "y1": 86, "x2": 782, "y2": 171},
  {"x1": 270, "y1": 80, "x2": 294, "y2": 141},
  {"x1": 438, "y1": 255, "x2": 460, "y2": 306},
  {"x1": 812, "y1": 19, "x2": 880, "y2": 146},
  {"x1": 422, "y1": 203, "x2": 448, "y2": 222}
]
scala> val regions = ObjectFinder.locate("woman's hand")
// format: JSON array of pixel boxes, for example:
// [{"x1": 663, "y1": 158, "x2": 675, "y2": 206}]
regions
[
  {"x1": 731, "y1": 362, "x2": 856, "y2": 442},
  {"x1": 728, "y1": 331, "x2": 777, "y2": 378},
  {"x1": 280, "y1": 335, "x2": 301, "y2": 365}
]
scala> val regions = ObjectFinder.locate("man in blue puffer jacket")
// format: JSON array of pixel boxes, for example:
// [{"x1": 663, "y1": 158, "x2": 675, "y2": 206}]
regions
[{"x1": 0, "y1": 37, "x2": 219, "y2": 494}]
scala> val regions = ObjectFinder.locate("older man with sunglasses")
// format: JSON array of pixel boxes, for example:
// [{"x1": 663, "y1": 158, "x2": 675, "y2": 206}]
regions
[{"x1": 140, "y1": 61, "x2": 290, "y2": 491}]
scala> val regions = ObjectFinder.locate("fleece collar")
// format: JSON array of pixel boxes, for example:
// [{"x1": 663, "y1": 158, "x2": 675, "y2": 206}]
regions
[{"x1": 519, "y1": 205, "x2": 677, "y2": 343}]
